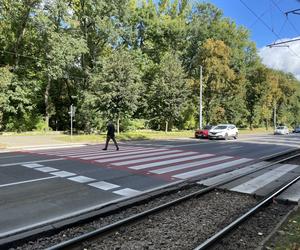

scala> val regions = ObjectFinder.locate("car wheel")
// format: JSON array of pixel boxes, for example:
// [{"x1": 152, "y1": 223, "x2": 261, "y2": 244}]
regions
[{"x1": 234, "y1": 133, "x2": 238, "y2": 139}]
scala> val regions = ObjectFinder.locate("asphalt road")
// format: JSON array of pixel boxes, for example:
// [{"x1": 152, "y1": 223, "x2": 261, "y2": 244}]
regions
[{"x1": 0, "y1": 133, "x2": 300, "y2": 243}]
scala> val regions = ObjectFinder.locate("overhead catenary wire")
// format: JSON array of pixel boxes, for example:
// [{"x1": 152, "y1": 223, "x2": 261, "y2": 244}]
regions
[{"x1": 239, "y1": 0, "x2": 300, "y2": 59}]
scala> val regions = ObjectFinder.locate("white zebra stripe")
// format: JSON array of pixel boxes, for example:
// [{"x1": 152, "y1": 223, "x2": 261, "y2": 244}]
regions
[
  {"x1": 172, "y1": 158, "x2": 252, "y2": 179},
  {"x1": 114, "y1": 152, "x2": 197, "y2": 167},
  {"x1": 83, "y1": 148, "x2": 169, "y2": 160},
  {"x1": 230, "y1": 164, "x2": 299, "y2": 194},
  {"x1": 96, "y1": 150, "x2": 182, "y2": 163},
  {"x1": 150, "y1": 155, "x2": 232, "y2": 174}
]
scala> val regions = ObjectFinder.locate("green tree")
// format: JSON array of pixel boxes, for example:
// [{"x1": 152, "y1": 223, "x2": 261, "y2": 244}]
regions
[{"x1": 147, "y1": 52, "x2": 188, "y2": 131}]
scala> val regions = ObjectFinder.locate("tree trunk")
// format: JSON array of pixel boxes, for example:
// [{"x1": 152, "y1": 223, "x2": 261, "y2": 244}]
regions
[
  {"x1": 165, "y1": 121, "x2": 168, "y2": 133},
  {"x1": 44, "y1": 75, "x2": 51, "y2": 131},
  {"x1": 117, "y1": 116, "x2": 120, "y2": 135}
]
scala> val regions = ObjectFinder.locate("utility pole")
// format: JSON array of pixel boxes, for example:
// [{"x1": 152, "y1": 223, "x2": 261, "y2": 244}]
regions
[
  {"x1": 199, "y1": 65, "x2": 203, "y2": 129},
  {"x1": 274, "y1": 104, "x2": 277, "y2": 129},
  {"x1": 69, "y1": 104, "x2": 76, "y2": 138}
]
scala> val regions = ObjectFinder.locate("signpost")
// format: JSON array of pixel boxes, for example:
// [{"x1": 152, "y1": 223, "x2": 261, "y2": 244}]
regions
[{"x1": 69, "y1": 104, "x2": 76, "y2": 137}]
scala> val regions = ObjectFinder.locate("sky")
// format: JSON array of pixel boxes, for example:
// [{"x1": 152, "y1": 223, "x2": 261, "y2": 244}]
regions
[{"x1": 202, "y1": 0, "x2": 300, "y2": 79}]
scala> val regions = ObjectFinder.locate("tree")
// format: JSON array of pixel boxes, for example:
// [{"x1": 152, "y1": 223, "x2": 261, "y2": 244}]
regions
[
  {"x1": 89, "y1": 49, "x2": 142, "y2": 133},
  {"x1": 147, "y1": 52, "x2": 188, "y2": 132}
]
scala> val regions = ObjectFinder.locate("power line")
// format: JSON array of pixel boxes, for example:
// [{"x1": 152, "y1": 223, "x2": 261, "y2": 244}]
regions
[
  {"x1": 271, "y1": 0, "x2": 300, "y2": 37},
  {"x1": 239, "y1": 0, "x2": 300, "y2": 59}
]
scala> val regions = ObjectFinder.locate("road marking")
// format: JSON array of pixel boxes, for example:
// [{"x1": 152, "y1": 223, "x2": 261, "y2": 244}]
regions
[
  {"x1": 0, "y1": 158, "x2": 65, "y2": 167},
  {"x1": 150, "y1": 155, "x2": 232, "y2": 174},
  {"x1": 128, "y1": 154, "x2": 215, "y2": 170},
  {"x1": 97, "y1": 150, "x2": 182, "y2": 163},
  {"x1": 50, "y1": 171, "x2": 76, "y2": 177},
  {"x1": 198, "y1": 162, "x2": 269, "y2": 186},
  {"x1": 68, "y1": 176, "x2": 96, "y2": 183},
  {"x1": 22, "y1": 163, "x2": 44, "y2": 168},
  {"x1": 0, "y1": 155, "x2": 25, "y2": 159},
  {"x1": 230, "y1": 164, "x2": 299, "y2": 194},
  {"x1": 88, "y1": 181, "x2": 120, "y2": 190},
  {"x1": 113, "y1": 188, "x2": 141, "y2": 197},
  {"x1": 173, "y1": 158, "x2": 252, "y2": 179},
  {"x1": 114, "y1": 151, "x2": 196, "y2": 167},
  {"x1": 82, "y1": 148, "x2": 166, "y2": 160},
  {"x1": 0, "y1": 176, "x2": 58, "y2": 188},
  {"x1": 35, "y1": 167, "x2": 58, "y2": 173}
]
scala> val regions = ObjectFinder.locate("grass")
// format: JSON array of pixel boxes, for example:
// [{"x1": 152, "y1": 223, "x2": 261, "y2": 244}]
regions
[
  {"x1": 54, "y1": 128, "x2": 273, "y2": 143},
  {"x1": 265, "y1": 208, "x2": 300, "y2": 249},
  {"x1": 55, "y1": 130, "x2": 195, "y2": 143}
]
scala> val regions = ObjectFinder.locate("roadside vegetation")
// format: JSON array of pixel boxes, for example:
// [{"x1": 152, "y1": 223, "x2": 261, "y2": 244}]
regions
[
  {"x1": 1, "y1": 0, "x2": 300, "y2": 135},
  {"x1": 265, "y1": 208, "x2": 300, "y2": 249}
]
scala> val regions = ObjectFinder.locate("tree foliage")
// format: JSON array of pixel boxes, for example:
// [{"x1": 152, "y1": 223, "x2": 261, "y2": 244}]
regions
[{"x1": 0, "y1": 0, "x2": 300, "y2": 132}]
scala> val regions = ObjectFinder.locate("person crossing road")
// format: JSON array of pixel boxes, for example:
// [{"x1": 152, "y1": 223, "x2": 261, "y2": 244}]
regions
[{"x1": 103, "y1": 121, "x2": 119, "y2": 151}]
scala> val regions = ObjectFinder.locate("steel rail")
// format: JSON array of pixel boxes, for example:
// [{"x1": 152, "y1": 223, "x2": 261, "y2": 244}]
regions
[
  {"x1": 194, "y1": 174, "x2": 300, "y2": 250},
  {"x1": 47, "y1": 150, "x2": 300, "y2": 250}
]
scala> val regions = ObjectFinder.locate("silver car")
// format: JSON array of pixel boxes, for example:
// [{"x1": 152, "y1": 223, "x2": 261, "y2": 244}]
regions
[
  {"x1": 274, "y1": 126, "x2": 289, "y2": 135},
  {"x1": 208, "y1": 124, "x2": 238, "y2": 140}
]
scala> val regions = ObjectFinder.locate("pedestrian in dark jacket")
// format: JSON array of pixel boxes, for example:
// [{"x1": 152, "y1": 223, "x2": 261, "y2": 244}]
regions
[{"x1": 103, "y1": 121, "x2": 119, "y2": 150}]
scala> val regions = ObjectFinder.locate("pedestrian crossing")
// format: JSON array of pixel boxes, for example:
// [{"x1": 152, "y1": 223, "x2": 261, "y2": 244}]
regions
[
  {"x1": 25, "y1": 145, "x2": 253, "y2": 181},
  {"x1": 240, "y1": 135, "x2": 300, "y2": 148},
  {"x1": 23, "y1": 144, "x2": 300, "y2": 202}
]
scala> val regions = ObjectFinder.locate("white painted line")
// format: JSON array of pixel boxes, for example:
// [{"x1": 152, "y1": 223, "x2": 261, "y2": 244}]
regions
[
  {"x1": 198, "y1": 162, "x2": 269, "y2": 186},
  {"x1": 56, "y1": 147, "x2": 152, "y2": 157},
  {"x1": 50, "y1": 171, "x2": 76, "y2": 177},
  {"x1": 97, "y1": 150, "x2": 182, "y2": 163},
  {"x1": 82, "y1": 148, "x2": 165, "y2": 160},
  {"x1": 35, "y1": 167, "x2": 58, "y2": 173},
  {"x1": 127, "y1": 153, "x2": 212, "y2": 170},
  {"x1": 0, "y1": 176, "x2": 58, "y2": 188},
  {"x1": 114, "y1": 152, "x2": 196, "y2": 167},
  {"x1": 0, "y1": 158, "x2": 65, "y2": 167},
  {"x1": 230, "y1": 164, "x2": 299, "y2": 194},
  {"x1": 173, "y1": 158, "x2": 252, "y2": 179},
  {"x1": 150, "y1": 155, "x2": 231, "y2": 174},
  {"x1": 88, "y1": 181, "x2": 120, "y2": 190},
  {"x1": 68, "y1": 176, "x2": 96, "y2": 183},
  {"x1": 113, "y1": 188, "x2": 142, "y2": 197},
  {"x1": 22, "y1": 163, "x2": 44, "y2": 168},
  {"x1": 0, "y1": 155, "x2": 25, "y2": 159}
]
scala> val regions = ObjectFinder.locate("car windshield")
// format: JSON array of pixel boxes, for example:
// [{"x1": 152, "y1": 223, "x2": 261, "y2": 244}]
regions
[
  {"x1": 276, "y1": 126, "x2": 285, "y2": 129},
  {"x1": 204, "y1": 125, "x2": 212, "y2": 129},
  {"x1": 215, "y1": 125, "x2": 228, "y2": 130}
]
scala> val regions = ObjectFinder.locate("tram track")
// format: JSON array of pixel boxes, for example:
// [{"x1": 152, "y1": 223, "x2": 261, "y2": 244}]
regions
[{"x1": 7, "y1": 149, "x2": 300, "y2": 250}]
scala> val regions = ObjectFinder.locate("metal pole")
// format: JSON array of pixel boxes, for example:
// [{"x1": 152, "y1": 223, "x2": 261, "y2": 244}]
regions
[
  {"x1": 199, "y1": 65, "x2": 203, "y2": 129},
  {"x1": 274, "y1": 104, "x2": 276, "y2": 129},
  {"x1": 70, "y1": 104, "x2": 73, "y2": 138}
]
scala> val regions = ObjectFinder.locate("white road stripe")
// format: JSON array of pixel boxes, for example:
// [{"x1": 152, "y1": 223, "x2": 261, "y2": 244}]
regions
[
  {"x1": 35, "y1": 167, "x2": 58, "y2": 173},
  {"x1": 89, "y1": 181, "x2": 120, "y2": 190},
  {"x1": 230, "y1": 164, "x2": 299, "y2": 194},
  {"x1": 150, "y1": 155, "x2": 231, "y2": 174},
  {"x1": 0, "y1": 158, "x2": 65, "y2": 167},
  {"x1": 0, "y1": 155, "x2": 25, "y2": 159},
  {"x1": 83, "y1": 148, "x2": 168, "y2": 160},
  {"x1": 58, "y1": 147, "x2": 153, "y2": 158},
  {"x1": 0, "y1": 176, "x2": 58, "y2": 188},
  {"x1": 113, "y1": 188, "x2": 141, "y2": 197},
  {"x1": 198, "y1": 162, "x2": 269, "y2": 186},
  {"x1": 49, "y1": 146, "x2": 149, "y2": 157},
  {"x1": 50, "y1": 171, "x2": 76, "y2": 177},
  {"x1": 173, "y1": 158, "x2": 252, "y2": 179},
  {"x1": 22, "y1": 163, "x2": 44, "y2": 168},
  {"x1": 97, "y1": 150, "x2": 182, "y2": 163},
  {"x1": 68, "y1": 176, "x2": 96, "y2": 183},
  {"x1": 115, "y1": 152, "x2": 197, "y2": 167}
]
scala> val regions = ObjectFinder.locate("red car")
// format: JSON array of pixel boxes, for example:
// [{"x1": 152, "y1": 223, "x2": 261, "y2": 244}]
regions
[{"x1": 195, "y1": 125, "x2": 214, "y2": 139}]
